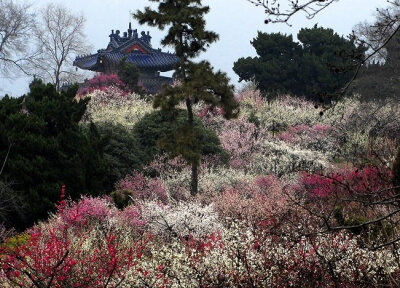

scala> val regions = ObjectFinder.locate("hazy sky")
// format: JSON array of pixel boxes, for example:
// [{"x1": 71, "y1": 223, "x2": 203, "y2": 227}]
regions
[{"x1": 1, "y1": 0, "x2": 387, "y2": 96}]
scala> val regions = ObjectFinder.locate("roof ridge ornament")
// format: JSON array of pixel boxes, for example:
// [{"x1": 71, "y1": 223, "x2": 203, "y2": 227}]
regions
[
  {"x1": 128, "y1": 22, "x2": 133, "y2": 38},
  {"x1": 140, "y1": 31, "x2": 152, "y2": 46}
]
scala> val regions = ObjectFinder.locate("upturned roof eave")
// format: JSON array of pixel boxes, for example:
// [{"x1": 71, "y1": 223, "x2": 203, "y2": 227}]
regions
[{"x1": 73, "y1": 38, "x2": 179, "y2": 72}]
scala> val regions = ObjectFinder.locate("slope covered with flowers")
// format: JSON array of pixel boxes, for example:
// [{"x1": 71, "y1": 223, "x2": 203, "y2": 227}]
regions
[{"x1": 2, "y1": 85, "x2": 400, "y2": 287}]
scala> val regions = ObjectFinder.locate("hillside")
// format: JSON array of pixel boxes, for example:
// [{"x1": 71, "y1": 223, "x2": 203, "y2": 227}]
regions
[{"x1": 1, "y1": 83, "x2": 400, "y2": 287}]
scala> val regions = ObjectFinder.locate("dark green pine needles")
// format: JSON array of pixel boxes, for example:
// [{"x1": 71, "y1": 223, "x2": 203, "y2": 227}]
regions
[{"x1": 134, "y1": 0, "x2": 239, "y2": 195}]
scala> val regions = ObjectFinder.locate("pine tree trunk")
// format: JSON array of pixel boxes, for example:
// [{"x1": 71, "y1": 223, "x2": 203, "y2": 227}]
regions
[
  {"x1": 186, "y1": 98, "x2": 194, "y2": 124},
  {"x1": 190, "y1": 162, "x2": 198, "y2": 196},
  {"x1": 186, "y1": 98, "x2": 199, "y2": 196}
]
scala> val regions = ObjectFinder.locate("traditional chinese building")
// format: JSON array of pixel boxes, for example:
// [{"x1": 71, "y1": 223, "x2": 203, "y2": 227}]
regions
[{"x1": 73, "y1": 23, "x2": 179, "y2": 94}]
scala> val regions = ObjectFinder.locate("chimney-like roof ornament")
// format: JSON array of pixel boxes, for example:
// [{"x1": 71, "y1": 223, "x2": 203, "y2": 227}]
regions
[{"x1": 128, "y1": 22, "x2": 133, "y2": 38}]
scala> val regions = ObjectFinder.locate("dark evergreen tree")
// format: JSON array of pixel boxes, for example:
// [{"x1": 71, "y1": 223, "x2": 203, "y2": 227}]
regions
[
  {"x1": 134, "y1": 0, "x2": 239, "y2": 195},
  {"x1": 132, "y1": 109, "x2": 227, "y2": 172},
  {"x1": 234, "y1": 25, "x2": 363, "y2": 101},
  {"x1": 234, "y1": 32, "x2": 302, "y2": 96},
  {"x1": 95, "y1": 122, "x2": 146, "y2": 191},
  {"x1": 298, "y1": 26, "x2": 362, "y2": 100},
  {"x1": 117, "y1": 58, "x2": 142, "y2": 94},
  {"x1": 0, "y1": 80, "x2": 107, "y2": 229}
]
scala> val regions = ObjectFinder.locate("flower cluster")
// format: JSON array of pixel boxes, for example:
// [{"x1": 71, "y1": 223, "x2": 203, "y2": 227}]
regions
[
  {"x1": 77, "y1": 73, "x2": 128, "y2": 97},
  {"x1": 141, "y1": 201, "x2": 223, "y2": 239},
  {"x1": 116, "y1": 171, "x2": 168, "y2": 204},
  {"x1": 81, "y1": 86, "x2": 153, "y2": 128}
]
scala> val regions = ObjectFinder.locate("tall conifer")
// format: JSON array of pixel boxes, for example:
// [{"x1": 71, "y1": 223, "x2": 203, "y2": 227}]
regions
[{"x1": 135, "y1": 0, "x2": 239, "y2": 195}]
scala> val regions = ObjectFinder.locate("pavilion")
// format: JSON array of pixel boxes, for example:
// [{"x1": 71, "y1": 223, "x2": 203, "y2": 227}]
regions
[{"x1": 73, "y1": 23, "x2": 179, "y2": 94}]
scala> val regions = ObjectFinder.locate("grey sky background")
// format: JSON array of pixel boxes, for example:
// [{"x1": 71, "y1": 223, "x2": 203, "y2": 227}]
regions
[{"x1": 1, "y1": 0, "x2": 387, "y2": 96}]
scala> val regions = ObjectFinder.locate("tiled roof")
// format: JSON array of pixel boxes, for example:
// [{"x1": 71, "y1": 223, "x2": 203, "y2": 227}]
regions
[
  {"x1": 74, "y1": 50, "x2": 179, "y2": 72},
  {"x1": 73, "y1": 54, "x2": 98, "y2": 70},
  {"x1": 73, "y1": 24, "x2": 179, "y2": 72},
  {"x1": 141, "y1": 76, "x2": 174, "y2": 94}
]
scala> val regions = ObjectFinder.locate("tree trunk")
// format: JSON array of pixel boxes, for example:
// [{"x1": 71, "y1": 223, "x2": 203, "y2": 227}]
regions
[
  {"x1": 186, "y1": 98, "x2": 194, "y2": 124},
  {"x1": 186, "y1": 98, "x2": 199, "y2": 196},
  {"x1": 190, "y1": 162, "x2": 198, "y2": 196},
  {"x1": 55, "y1": 66, "x2": 60, "y2": 92}
]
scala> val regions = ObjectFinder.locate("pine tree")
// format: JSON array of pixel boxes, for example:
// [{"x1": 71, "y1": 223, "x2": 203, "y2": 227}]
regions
[
  {"x1": 0, "y1": 80, "x2": 107, "y2": 229},
  {"x1": 118, "y1": 58, "x2": 142, "y2": 94},
  {"x1": 234, "y1": 26, "x2": 363, "y2": 101},
  {"x1": 134, "y1": 0, "x2": 239, "y2": 195}
]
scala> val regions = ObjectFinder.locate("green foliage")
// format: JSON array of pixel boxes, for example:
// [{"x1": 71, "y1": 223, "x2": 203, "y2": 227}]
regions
[
  {"x1": 247, "y1": 110, "x2": 260, "y2": 128},
  {"x1": 117, "y1": 58, "x2": 142, "y2": 94},
  {"x1": 153, "y1": 61, "x2": 239, "y2": 120},
  {"x1": 134, "y1": 0, "x2": 239, "y2": 195},
  {"x1": 0, "y1": 181, "x2": 26, "y2": 228},
  {"x1": 234, "y1": 32, "x2": 301, "y2": 96},
  {"x1": 0, "y1": 233, "x2": 30, "y2": 251},
  {"x1": 133, "y1": 109, "x2": 226, "y2": 166},
  {"x1": 234, "y1": 25, "x2": 364, "y2": 100},
  {"x1": 94, "y1": 122, "x2": 145, "y2": 191},
  {"x1": 134, "y1": 0, "x2": 218, "y2": 62},
  {"x1": 0, "y1": 79, "x2": 107, "y2": 229}
]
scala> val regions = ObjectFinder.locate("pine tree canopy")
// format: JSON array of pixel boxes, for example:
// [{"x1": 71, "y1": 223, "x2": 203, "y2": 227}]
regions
[
  {"x1": 0, "y1": 79, "x2": 107, "y2": 229},
  {"x1": 234, "y1": 25, "x2": 365, "y2": 101},
  {"x1": 134, "y1": 0, "x2": 239, "y2": 195}
]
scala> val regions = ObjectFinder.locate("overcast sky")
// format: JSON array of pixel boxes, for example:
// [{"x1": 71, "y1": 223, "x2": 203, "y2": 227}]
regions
[{"x1": 1, "y1": 0, "x2": 387, "y2": 96}]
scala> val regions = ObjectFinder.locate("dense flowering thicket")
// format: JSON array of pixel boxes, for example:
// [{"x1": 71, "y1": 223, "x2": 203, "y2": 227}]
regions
[
  {"x1": 80, "y1": 86, "x2": 153, "y2": 129},
  {"x1": 1, "y1": 194, "x2": 400, "y2": 287},
  {"x1": 77, "y1": 74, "x2": 129, "y2": 96},
  {"x1": 2, "y1": 84, "x2": 400, "y2": 287}
]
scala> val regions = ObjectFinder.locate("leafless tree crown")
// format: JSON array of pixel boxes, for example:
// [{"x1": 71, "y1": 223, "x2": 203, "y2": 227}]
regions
[
  {"x1": 0, "y1": 0, "x2": 37, "y2": 75},
  {"x1": 32, "y1": 3, "x2": 91, "y2": 91}
]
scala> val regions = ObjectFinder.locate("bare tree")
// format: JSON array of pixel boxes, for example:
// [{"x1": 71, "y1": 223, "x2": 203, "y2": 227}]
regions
[
  {"x1": 355, "y1": 1, "x2": 400, "y2": 62},
  {"x1": 0, "y1": 0, "x2": 37, "y2": 75},
  {"x1": 32, "y1": 4, "x2": 91, "y2": 91}
]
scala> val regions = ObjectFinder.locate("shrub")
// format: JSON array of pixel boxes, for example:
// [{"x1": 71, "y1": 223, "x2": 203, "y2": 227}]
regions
[
  {"x1": 133, "y1": 109, "x2": 226, "y2": 167},
  {"x1": 0, "y1": 80, "x2": 107, "y2": 229},
  {"x1": 94, "y1": 123, "x2": 146, "y2": 191},
  {"x1": 77, "y1": 73, "x2": 128, "y2": 96},
  {"x1": 116, "y1": 171, "x2": 168, "y2": 204}
]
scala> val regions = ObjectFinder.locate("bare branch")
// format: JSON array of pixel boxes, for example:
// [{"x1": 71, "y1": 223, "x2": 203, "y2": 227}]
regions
[
  {"x1": 0, "y1": 142, "x2": 11, "y2": 176},
  {"x1": 247, "y1": 0, "x2": 338, "y2": 25},
  {"x1": 0, "y1": 0, "x2": 38, "y2": 76},
  {"x1": 31, "y1": 3, "x2": 92, "y2": 91}
]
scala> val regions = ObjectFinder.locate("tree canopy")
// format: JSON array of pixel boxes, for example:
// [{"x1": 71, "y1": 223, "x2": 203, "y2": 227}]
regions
[
  {"x1": 133, "y1": 109, "x2": 226, "y2": 168},
  {"x1": 0, "y1": 80, "x2": 106, "y2": 229},
  {"x1": 0, "y1": 0, "x2": 36, "y2": 75},
  {"x1": 233, "y1": 25, "x2": 363, "y2": 101},
  {"x1": 134, "y1": 0, "x2": 239, "y2": 195},
  {"x1": 117, "y1": 58, "x2": 142, "y2": 94}
]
